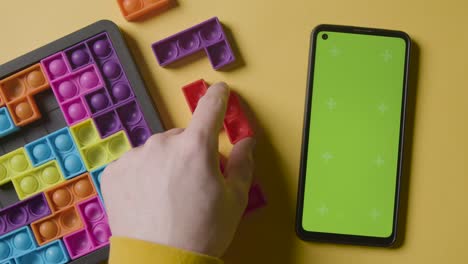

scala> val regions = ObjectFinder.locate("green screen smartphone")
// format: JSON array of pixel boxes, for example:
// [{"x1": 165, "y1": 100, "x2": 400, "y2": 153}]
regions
[{"x1": 296, "y1": 25, "x2": 411, "y2": 246}]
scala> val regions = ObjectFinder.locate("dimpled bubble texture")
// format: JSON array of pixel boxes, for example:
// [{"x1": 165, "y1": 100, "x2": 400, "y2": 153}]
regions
[
  {"x1": 117, "y1": 0, "x2": 170, "y2": 21},
  {"x1": 44, "y1": 174, "x2": 96, "y2": 212},
  {"x1": 0, "y1": 63, "x2": 50, "y2": 127},
  {"x1": 79, "y1": 131, "x2": 131, "y2": 171},
  {"x1": 0, "y1": 148, "x2": 32, "y2": 186},
  {"x1": 0, "y1": 226, "x2": 36, "y2": 261},
  {"x1": 16, "y1": 240, "x2": 69, "y2": 264},
  {"x1": 152, "y1": 17, "x2": 236, "y2": 70},
  {"x1": 64, "y1": 44, "x2": 93, "y2": 71},
  {"x1": 0, "y1": 194, "x2": 50, "y2": 236},
  {"x1": 115, "y1": 100, "x2": 150, "y2": 147},
  {"x1": 31, "y1": 206, "x2": 83, "y2": 245},
  {"x1": 0, "y1": 24, "x2": 160, "y2": 263},
  {"x1": 41, "y1": 53, "x2": 71, "y2": 82},
  {"x1": 64, "y1": 196, "x2": 110, "y2": 259},
  {"x1": 223, "y1": 92, "x2": 254, "y2": 144},
  {"x1": 182, "y1": 79, "x2": 208, "y2": 113},
  {"x1": 47, "y1": 128, "x2": 86, "y2": 179},
  {"x1": 11, "y1": 161, "x2": 65, "y2": 200},
  {"x1": 86, "y1": 33, "x2": 135, "y2": 105},
  {"x1": 0, "y1": 107, "x2": 18, "y2": 137}
]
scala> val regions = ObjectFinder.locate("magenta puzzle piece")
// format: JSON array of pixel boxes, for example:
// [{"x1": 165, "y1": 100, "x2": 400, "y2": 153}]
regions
[
  {"x1": 152, "y1": 17, "x2": 236, "y2": 70},
  {"x1": 0, "y1": 194, "x2": 51, "y2": 236},
  {"x1": 41, "y1": 52, "x2": 72, "y2": 82},
  {"x1": 64, "y1": 196, "x2": 111, "y2": 260}
]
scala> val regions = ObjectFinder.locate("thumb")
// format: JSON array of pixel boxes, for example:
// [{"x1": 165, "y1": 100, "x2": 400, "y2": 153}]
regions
[{"x1": 225, "y1": 138, "x2": 256, "y2": 206}]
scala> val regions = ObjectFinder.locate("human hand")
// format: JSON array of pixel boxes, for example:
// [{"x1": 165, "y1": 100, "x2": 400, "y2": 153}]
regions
[{"x1": 102, "y1": 82, "x2": 255, "y2": 257}]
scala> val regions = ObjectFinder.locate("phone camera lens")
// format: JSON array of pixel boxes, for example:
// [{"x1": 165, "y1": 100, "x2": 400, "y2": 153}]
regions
[{"x1": 322, "y1": 34, "x2": 328, "y2": 40}]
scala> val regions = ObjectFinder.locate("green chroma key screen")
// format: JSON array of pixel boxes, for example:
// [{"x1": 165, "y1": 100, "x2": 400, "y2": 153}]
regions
[{"x1": 302, "y1": 31, "x2": 407, "y2": 237}]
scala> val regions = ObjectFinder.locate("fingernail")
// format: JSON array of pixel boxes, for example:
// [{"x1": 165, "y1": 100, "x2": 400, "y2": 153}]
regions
[{"x1": 212, "y1": 82, "x2": 229, "y2": 95}]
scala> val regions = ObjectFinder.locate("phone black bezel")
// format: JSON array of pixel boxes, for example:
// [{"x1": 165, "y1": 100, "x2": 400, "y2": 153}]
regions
[{"x1": 295, "y1": 24, "x2": 411, "y2": 247}]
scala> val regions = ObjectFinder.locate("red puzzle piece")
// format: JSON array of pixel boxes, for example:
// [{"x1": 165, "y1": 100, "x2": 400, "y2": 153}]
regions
[
  {"x1": 182, "y1": 79, "x2": 254, "y2": 144},
  {"x1": 182, "y1": 79, "x2": 208, "y2": 113}
]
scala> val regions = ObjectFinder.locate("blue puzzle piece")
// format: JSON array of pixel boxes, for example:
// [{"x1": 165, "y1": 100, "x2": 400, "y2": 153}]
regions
[
  {"x1": 0, "y1": 108, "x2": 18, "y2": 138},
  {"x1": 15, "y1": 240, "x2": 69, "y2": 264},
  {"x1": 90, "y1": 166, "x2": 107, "y2": 204},
  {"x1": 47, "y1": 128, "x2": 86, "y2": 179},
  {"x1": 25, "y1": 138, "x2": 55, "y2": 167},
  {"x1": 0, "y1": 258, "x2": 16, "y2": 264},
  {"x1": 0, "y1": 226, "x2": 37, "y2": 262}
]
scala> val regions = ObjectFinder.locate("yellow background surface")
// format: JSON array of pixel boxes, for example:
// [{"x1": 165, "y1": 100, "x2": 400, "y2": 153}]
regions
[{"x1": 1, "y1": 0, "x2": 467, "y2": 263}]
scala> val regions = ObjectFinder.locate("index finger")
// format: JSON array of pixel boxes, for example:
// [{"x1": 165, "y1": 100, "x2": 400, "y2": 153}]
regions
[{"x1": 186, "y1": 82, "x2": 229, "y2": 146}]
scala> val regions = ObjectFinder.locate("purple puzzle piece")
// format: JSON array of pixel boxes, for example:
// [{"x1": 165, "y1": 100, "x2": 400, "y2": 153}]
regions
[
  {"x1": 83, "y1": 87, "x2": 113, "y2": 115},
  {"x1": 151, "y1": 17, "x2": 236, "y2": 70},
  {"x1": 0, "y1": 194, "x2": 51, "y2": 236},
  {"x1": 93, "y1": 109, "x2": 123, "y2": 139},
  {"x1": 115, "y1": 100, "x2": 151, "y2": 147},
  {"x1": 86, "y1": 33, "x2": 135, "y2": 104},
  {"x1": 64, "y1": 196, "x2": 111, "y2": 260},
  {"x1": 64, "y1": 42, "x2": 94, "y2": 71}
]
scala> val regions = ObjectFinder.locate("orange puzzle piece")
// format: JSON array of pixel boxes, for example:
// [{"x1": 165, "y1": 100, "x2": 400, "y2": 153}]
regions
[
  {"x1": 44, "y1": 173, "x2": 97, "y2": 213},
  {"x1": 117, "y1": 0, "x2": 170, "y2": 21},
  {"x1": 0, "y1": 63, "x2": 50, "y2": 126},
  {"x1": 31, "y1": 205, "x2": 84, "y2": 245}
]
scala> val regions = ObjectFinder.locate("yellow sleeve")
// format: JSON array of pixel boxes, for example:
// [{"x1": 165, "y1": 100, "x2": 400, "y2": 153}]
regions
[{"x1": 109, "y1": 237, "x2": 224, "y2": 264}]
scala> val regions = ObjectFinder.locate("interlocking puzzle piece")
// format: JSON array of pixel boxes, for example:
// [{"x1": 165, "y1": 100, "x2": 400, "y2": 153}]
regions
[
  {"x1": 12, "y1": 160, "x2": 65, "y2": 200},
  {"x1": 117, "y1": 0, "x2": 170, "y2": 21},
  {"x1": 44, "y1": 173, "x2": 97, "y2": 213},
  {"x1": 15, "y1": 239, "x2": 69, "y2": 264},
  {"x1": 63, "y1": 43, "x2": 94, "y2": 72},
  {"x1": 0, "y1": 64, "x2": 49, "y2": 102},
  {"x1": 93, "y1": 109, "x2": 123, "y2": 139},
  {"x1": 31, "y1": 205, "x2": 83, "y2": 245},
  {"x1": 6, "y1": 96, "x2": 41, "y2": 127},
  {"x1": 0, "y1": 64, "x2": 49, "y2": 127},
  {"x1": 152, "y1": 17, "x2": 235, "y2": 70},
  {"x1": 0, "y1": 108, "x2": 19, "y2": 138},
  {"x1": 115, "y1": 100, "x2": 151, "y2": 147},
  {"x1": 83, "y1": 87, "x2": 113, "y2": 116},
  {"x1": 182, "y1": 80, "x2": 254, "y2": 144},
  {"x1": 0, "y1": 148, "x2": 33, "y2": 186},
  {"x1": 49, "y1": 64, "x2": 103, "y2": 125},
  {"x1": 90, "y1": 166, "x2": 106, "y2": 204},
  {"x1": 0, "y1": 226, "x2": 37, "y2": 262},
  {"x1": 71, "y1": 120, "x2": 131, "y2": 170},
  {"x1": 224, "y1": 92, "x2": 254, "y2": 144},
  {"x1": 0, "y1": 194, "x2": 51, "y2": 236},
  {"x1": 86, "y1": 33, "x2": 135, "y2": 104},
  {"x1": 47, "y1": 128, "x2": 86, "y2": 179},
  {"x1": 41, "y1": 53, "x2": 72, "y2": 82},
  {"x1": 24, "y1": 137, "x2": 54, "y2": 167},
  {"x1": 182, "y1": 79, "x2": 208, "y2": 113},
  {"x1": 63, "y1": 196, "x2": 110, "y2": 260},
  {"x1": 80, "y1": 131, "x2": 131, "y2": 171},
  {"x1": 70, "y1": 119, "x2": 100, "y2": 149}
]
